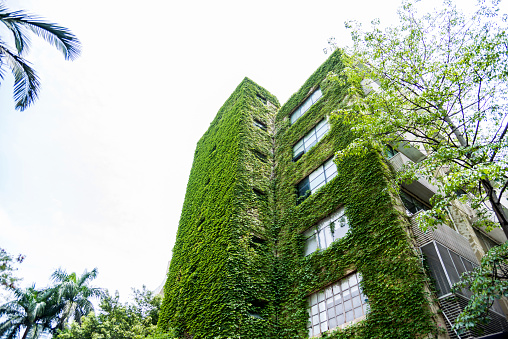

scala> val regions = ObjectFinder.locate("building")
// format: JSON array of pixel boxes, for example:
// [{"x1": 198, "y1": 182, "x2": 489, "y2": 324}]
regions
[{"x1": 158, "y1": 50, "x2": 508, "y2": 338}]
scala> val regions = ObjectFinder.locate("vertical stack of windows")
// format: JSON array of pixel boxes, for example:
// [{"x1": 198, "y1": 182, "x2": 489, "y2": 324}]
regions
[
  {"x1": 293, "y1": 119, "x2": 329, "y2": 162},
  {"x1": 304, "y1": 207, "x2": 349, "y2": 256},
  {"x1": 297, "y1": 158, "x2": 338, "y2": 200},
  {"x1": 290, "y1": 89, "x2": 323, "y2": 125},
  {"x1": 307, "y1": 272, "x2": 368, "y2": 337}
]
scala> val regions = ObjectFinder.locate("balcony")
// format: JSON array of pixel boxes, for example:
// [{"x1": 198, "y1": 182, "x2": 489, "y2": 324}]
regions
[
  {"x1": 410, "y1": 211, "x2": 478, "y2": 264},
  {"x1": 389, "y1": 152, "x2": 438, "y2": 204}
]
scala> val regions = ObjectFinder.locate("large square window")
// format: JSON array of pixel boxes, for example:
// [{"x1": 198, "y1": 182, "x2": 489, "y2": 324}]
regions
[{"x1": 307, "y1": 272, "x2": 368, "y2": 337}]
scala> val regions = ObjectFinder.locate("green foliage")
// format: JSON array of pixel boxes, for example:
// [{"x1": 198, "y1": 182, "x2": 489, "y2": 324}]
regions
[
  {"x1": 0, "y1": 285, "x2": 59, "y2": 339},
  {"x1": 56, "y1": 288, "x2": 176, "y2": 339},
  {"x1": 0, "y1": 3, "x2": 81, "y2": 110},
  {"x1": 0, "y1": 248, "x2": 24, "y2": 290},
  {"x1": 0, "y1": 267, "x2": 103, "y2": 339},
  {"x1": 451, "y1": 242, "x2": 508, "y2": 332},
  {"x1": 51, "y1": 268, "x2": 105, "y2": 330},
  {"x1": 332, "y1": 0, "x2": 508, "y2": 333},
  {"x1": 159, "y1": 50, "x2": 438, "y2": 338},
  {"x1": 158, "y1": 78, "x2": 280, "y2": 338}
]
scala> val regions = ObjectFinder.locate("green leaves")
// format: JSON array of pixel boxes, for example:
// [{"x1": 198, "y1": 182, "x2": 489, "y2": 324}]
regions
[{"x1": 0, "y1": 4, "x2": 81, "y2": 110}]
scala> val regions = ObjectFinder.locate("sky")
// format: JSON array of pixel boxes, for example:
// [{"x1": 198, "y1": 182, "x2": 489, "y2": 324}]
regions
[{"x1": 0, "y1": 0, "x2": 502, "y2": 302}]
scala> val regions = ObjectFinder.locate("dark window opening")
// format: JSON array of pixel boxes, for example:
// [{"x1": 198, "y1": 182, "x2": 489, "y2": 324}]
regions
[
  {"x1": 251, "y1": 236, "x2": 266, "y2": 246},
  {"x1": 384, "y1": 145, "x2": 398, "y2": 159},
  {"x1": 292, "y1": 150, "x2": 304, "y2": 162},
  {"x1": 256, "y1": 94, "x2": 267, "y2": 104},
  {"x1": 248, "y1": 299, "x2": 268, "y2": 320},
  {"x1": 253, "y1": 188, "x2": 266, "y2": 200},
  {"x1": 400, "y1": 190, "x2": 430, "y2": 215},
  {"x1": 254, "y1": 119, "x2": 267, "y2": 131},
  {"x1": 252, "y1": 150, "x2": 267, "y2": 163}
]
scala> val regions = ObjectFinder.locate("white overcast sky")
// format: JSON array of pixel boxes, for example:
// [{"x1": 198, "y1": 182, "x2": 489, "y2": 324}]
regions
[{"x1": 0, "y1": 0, "x2": 503, "y2": 301}]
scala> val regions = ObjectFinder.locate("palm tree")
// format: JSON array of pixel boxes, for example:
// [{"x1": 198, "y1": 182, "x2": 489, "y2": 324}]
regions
[
  {"x1": 0, "y1": 285, "x2": 58, "y2": 339},
  {"x1": 51, "y1": 268, "x2": 104, "y2": 331},
  {"x1": 0, "y1": 2, "x2": 81, "y2": 111}
]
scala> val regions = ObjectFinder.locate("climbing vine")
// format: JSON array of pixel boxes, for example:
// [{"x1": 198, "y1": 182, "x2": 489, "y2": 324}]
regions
[{"x1": 159, "y1": 50, "x2": 439, "y2": 338}]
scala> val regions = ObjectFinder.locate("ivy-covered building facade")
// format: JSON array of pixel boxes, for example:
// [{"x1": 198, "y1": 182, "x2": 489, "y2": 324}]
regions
[{"x1": 158, "y1": 50, "x2": 508, "y2": 338}]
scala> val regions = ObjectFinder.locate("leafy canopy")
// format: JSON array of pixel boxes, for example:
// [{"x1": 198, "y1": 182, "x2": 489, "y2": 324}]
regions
[{"x1": 332, "y1": 0, "x2": 508, "y2": 332}]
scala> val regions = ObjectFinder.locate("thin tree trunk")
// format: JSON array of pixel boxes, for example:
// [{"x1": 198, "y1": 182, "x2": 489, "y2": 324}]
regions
[
  {"x1": 481, "y1": 178, "x2": 508, "y2": 238},
  {"x1": 21, "y1": 324, "x2": 31, "y2": 339}
]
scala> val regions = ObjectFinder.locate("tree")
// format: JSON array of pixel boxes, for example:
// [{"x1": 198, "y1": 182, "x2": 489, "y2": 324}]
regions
[
  {"x1": 0, "y1": 285, "x2": 59, "y2": 339},
  {"x1": 55, "y1": 288, "x2": 176, "y2": 339},
  {"x1": 0, "y1": 248, "x2": 24, "y2": 289},
  {"x1": 0, "y1": 2, "x2": 81, "y2": 111},
  {"x1": 333, "y1": 0, "x2": 508, "y2": 331},
  {"x1": 51, "y1": 268, "x2": 105, "y2": 331}
]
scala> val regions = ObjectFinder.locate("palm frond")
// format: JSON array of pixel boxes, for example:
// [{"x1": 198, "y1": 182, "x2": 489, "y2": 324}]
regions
[
  {"x1": 0, "y1": 41, "x2": 39, "y2": 110},
  {"x1": 0, "y1": 5, "x2": 81, "y2": 60}
]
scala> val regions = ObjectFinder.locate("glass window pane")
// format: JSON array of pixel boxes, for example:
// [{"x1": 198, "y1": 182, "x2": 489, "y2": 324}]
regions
[
  {"x1": 450, "y1": 251, "x2": 467, "y2": 276},
  {"x1": 290, "y1": 108, "x2": 300, "y2": 124},
  {"x1": 325, "y1": 286, "x2": 333, "y2": 299},
  {"x1": 312, "y1": 89, "x2": 322, "y2": 103},
  {"x1": 344, "y1": 299, "x2": 353, "y2": 312},
  {"x1": 350, "y1": 285, "x2": 359, "y2": 298},
  {"x1": 304, "y1": 132, "x2": 317, "y2": 146},
  {"x1": 310, "y1": 173, "x2": 326, "y2": 192},
  {"x1": 421, "y1": 243, "x2": 451, "y2": 296},
  {"x1": 324, "y1": 226, "x2": 333, "y2": 249},
  {"x1": 436, "y1": 243, "x2": 461, "y2": 285},
  {"x1": 352, "y1": 296, "x2": 361, "y2": 308},
  {"x1": 312, "y1": 305, "x2": 318, "y2": 315},
  {"x1": 318, "y1": 229, "x2": 327, "y2": 249},
  {"x1": 337, "y1": 314, "x2": 344, "y2": 326},
  {"x1": 309, "y1": 166, "x2": 324, "y2": 183},
  {"x1": 304, "y1": 233, "x2": 318, "y2": 256},
  {"x1": 312, "y1": 314, "x2": 319, "y2": 325},
  {"x1": 302, "y1": 99, "x2": 312, "y2": 114},
  {"x1": 318, "y1": 291, "x2": 326, "y2": 303},
  {"x1": 329, "y1": 317, "x2": 337, "y2": 330},
  {"x1": 327, "y1": 307, "x2": 336, "y2": 319},
  {"x1": 311, "y1": 294, "x2": 318, "y2": 305},
  {"x1": 349, "y1": 274, "x2": 358, "y2": 286},
  {"x1": 354, "y1": 306, "x2": 363, "y2": 318},
  {"x1": 345, "y1": 310, "x2": 354, "y2": 322},
  {"x1": 335, "y1": 304, "x2": 344, "y2": 315},
  {"x1": 320, "y1": 321, "x2": 327, "y2": 333}
]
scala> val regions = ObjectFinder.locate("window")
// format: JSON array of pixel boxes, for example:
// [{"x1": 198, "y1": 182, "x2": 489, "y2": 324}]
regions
[
  {"x1": 421, "y1": 242, "x2": 477, "y2": 298},
  {"x1": 307, "y1": 272, "x2": 368, "y2": 337},
  {"x1": 384, "y1": 145, "x2": 398, "y2": 159},
  {"x1": 254, "y1": 119, "x2": 267, "y2": 131},
  {"x1": 304, "y1": 207, "x2": 349, "y2": 256},
  {"x1": 297, "y1": 158, "x2": 338, "y2": 202},
  {"x1": 290, "y1": 89, "x2": 323, "y2": 125},
  {"x1": 293, "y1": 119, "x2": 330, "y2": 162},
  {"x1": 400, "y1": 190, "x2": 429, "y2": 215}
]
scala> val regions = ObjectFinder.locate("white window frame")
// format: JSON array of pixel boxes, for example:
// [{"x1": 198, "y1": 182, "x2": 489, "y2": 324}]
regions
[
  {"x1": 304, "y1": 207, "x2": 349, "y2": 256},
  {"x1": 290, "y1": 89, "x2": 323, "y2": 125},
  {"x1": 297, "y1": 158, "x2": 338, "y2": 201},
  {"x1": 307, "y1": 272, "x2": 368, "y2": 337},
  {"x1": 293, "y1": 119, "x2": 330, "y2": 161}
]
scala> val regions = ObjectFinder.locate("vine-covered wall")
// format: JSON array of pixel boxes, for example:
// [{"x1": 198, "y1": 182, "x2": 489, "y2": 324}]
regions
[
  {"x1": 158, "y1": 78, "x2": 280, "y2": 338},
  {"x1": 273, "y1": 50, "x2": 438, "y2": 338},
  {"x1": 159, "y1": 50, "x2": 440, "y2": 338}
]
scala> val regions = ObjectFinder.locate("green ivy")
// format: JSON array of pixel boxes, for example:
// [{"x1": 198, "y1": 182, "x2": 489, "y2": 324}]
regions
[{"x1": 159, "y1": 50, "x2": 439, "y2": 338}]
